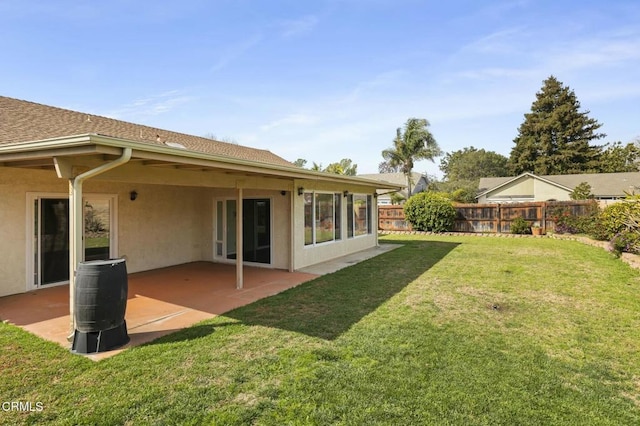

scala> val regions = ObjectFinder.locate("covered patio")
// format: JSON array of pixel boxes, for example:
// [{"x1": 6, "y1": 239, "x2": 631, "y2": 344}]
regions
[{"x1": 0, "y1": 262, "x2": 318, "y2": 360}]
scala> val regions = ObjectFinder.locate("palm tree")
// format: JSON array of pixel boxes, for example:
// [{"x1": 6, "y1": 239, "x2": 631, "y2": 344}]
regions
[{"x1": 381, "y1": 118, "x2": 441, "y2": 196}]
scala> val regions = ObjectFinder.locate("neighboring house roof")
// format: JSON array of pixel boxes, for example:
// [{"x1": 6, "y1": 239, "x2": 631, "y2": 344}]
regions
[
  {"x1": 478, "y1": 171, "x2": 640, "y2": 198},
  {"x1": 0, "y1": 96, "x2": 292, "y2": 166},
  {"x1": 358, "y1": 172, "x2": 424, "y2": 196}
]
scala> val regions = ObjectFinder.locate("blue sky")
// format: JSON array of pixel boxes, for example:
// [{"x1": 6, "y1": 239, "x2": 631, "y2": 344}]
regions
[{"x1": 1, "y1": 0, "x2": 639, "y2": 176}]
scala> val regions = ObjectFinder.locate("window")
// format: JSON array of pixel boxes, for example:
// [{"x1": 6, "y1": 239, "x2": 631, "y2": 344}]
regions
[
  {"x1": 347, "y1": 194, "x2": 373, "y2": 238},
  {"x1": 304, "y1": 193, "x2": 313, "y2": 245},
  {"x1": 334, "y1": 193, "x2": 342, "y2": 241},
  {"x1": 304, "y1": 192, "x2": 342, "y2": 245}
]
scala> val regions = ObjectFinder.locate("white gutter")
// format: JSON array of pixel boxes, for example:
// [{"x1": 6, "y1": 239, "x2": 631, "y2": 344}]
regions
[{"x1": 67, "y1": 148, "x2": 132, "y2": 342}]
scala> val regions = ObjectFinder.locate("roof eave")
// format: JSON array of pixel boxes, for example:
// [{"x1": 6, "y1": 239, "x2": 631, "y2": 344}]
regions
[{"x1": 0, "y1": 134, "x2": 402, "y2": 190}]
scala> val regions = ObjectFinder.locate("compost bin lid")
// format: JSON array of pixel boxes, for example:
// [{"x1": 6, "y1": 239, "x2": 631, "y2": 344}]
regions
[{"x1": 79, "y1": 258, "x2": 126, "y2": 266}]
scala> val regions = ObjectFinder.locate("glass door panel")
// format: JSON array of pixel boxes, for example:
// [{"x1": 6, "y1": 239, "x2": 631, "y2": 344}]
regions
[
  {"x1": 40, "y1": 199, "x2": 70, "y2": 285},
  {"x1": 83, "y1": 199, "x2": 111, "y2": 261},
  {"x1": 243, "y1": 199, "x2": 271, "y2": 264},
  {"x1": 223, "y1": 198, "x2": 271, "y2": 264},
  {"x1": 226, "y1": 200, "x2": 237, "y2": 259}
]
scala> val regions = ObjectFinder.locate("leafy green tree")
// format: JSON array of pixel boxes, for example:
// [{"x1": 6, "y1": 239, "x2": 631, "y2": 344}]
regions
[
  {"x1": 292, "y1": 158, "x2": 307, "y2": 168},
  {"x1": 509, "y1": 76, "x2": 605, "y2": 175},
  {"x1": 428, "y1": 179, "x2": 478, "y2": 203},
  {"x1": 451, "y1": 187, "x2": 476, "y2": 204},
  {"x1": 324, "y1": 158, "x2": 358, "y2": 176},
  {"x1": 294, "y1": 158, "x2": 358, "y2": 175},
  {"x1": 378, "y1": 161, "x2": 402, "y2": 173},
  {"x1": 381, "y1": 118, "x2": 441, "y2": 195},
  {"x1": 598, "y1": 141, "x2": 640, "y2": 173},
  {"x1": 390, "y1": 192, "x2": 406, "y2": 205},
  {"x1": 440, "y1": 146, "x2": 509, "y2": 181},
  {"x1": 570, "y1": 182, "x2": 594, "y2": 200}
]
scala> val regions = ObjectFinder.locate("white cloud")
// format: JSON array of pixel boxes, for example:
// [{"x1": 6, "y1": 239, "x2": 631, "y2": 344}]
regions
[
  {"x1": 279, "y1": 15, "x2": 319, "y2": 38},
  {"x1": 460, "y1": 27, "x2": 528, "y2": 55},
  {"x1": 105, "y1": 90, "x2": 194, "y2": 119},
  {"x1": 260, "y1": 113, "x2": 319, "y2": 131},
  {"x1": 339, "y1": 70, "x2": 408, "y2": 104},
  {"x1": 210, "y1": 34, "x2": 263, "y2": 72}
]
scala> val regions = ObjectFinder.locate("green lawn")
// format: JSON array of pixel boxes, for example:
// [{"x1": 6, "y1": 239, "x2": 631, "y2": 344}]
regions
[{"x1": 2, "y1": 235, "x2": 640, "y2": 425}]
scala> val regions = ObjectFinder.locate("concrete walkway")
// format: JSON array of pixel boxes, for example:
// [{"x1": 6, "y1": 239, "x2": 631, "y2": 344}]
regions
[{"x1": 299, "y1": 243, "x2": 400, "y2": 275}]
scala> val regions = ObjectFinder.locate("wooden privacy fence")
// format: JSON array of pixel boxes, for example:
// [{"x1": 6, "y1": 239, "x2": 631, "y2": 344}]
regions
[{"x1": 379, "y1": 201, "x2": 597, "y2": 233}]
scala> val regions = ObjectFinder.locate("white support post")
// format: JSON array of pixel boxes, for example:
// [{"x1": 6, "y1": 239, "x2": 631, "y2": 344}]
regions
[
  {"x1": 289, "y1": 187, "x2": 295, "y2": 272},
  {"x1": 236, "y1": 186, "x2": 243, "y2": 289}
]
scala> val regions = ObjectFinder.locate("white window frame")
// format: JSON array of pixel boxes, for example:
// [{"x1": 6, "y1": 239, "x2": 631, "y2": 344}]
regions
[
  {"x1": 303, "y1": 191, "x2": 342, "y2": 247},
  {"x1": 213, "y1": 196, "x2": 274, "y2": 267},
  {"x1": 347, "y1": 193, "x2": 373, "y2": 239}
]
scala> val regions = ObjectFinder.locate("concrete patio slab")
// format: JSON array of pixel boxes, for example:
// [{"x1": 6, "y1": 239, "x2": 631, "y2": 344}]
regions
[
  {"x1": 0, "y1": 263, "x2": 317, "y2": 360},
  {"x1": 0, "y1": 245, "x2": 399, "y2": 360}
]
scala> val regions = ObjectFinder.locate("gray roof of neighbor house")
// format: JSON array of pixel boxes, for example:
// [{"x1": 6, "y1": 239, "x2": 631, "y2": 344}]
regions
[
  {"x1": 358, "y1": 172, "x2": 423, "y2": 194},
  {"x1": 0, "y1": 96, "x2": 292, "y2": 167},
  {"x1": 478, "y1": 172, "x2": 640, "y2": 198}
]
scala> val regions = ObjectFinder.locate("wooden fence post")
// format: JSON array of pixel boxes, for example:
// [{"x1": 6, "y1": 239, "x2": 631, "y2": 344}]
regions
[{"x1": 496, "y1": 204, "x2": 501, "y2": 233}]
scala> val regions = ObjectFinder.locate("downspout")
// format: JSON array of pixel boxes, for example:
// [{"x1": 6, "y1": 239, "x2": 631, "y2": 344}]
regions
[{"x1": 67, "y1": 148, "x2": 132, "y2": 342}]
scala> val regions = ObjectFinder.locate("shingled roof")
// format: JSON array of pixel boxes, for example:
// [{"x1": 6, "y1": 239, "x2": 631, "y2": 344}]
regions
[
  {"x1": 0, "y1": 96, "x2": 293, "y2": 167},
  {"x1": 479, "y1": 172, "x2": 640, "y2": 198}
]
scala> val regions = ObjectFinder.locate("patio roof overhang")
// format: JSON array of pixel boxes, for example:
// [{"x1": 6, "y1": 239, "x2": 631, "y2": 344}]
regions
[{"x1": 0, "y1": 133, "x2": 402, "y2": 191}]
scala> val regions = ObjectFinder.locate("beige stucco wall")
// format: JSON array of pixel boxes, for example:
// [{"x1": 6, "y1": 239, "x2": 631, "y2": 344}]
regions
[
  {"x1": 494, "y1": 178, "x2": 534, "y2": 197},
  {"x1": 481, "y1": 177, "x2": 571, "y2": 203},
  {"x1": 0, "y1": 166, "x2": 215, "y2": 297},
  {"x1": 0, "y1": 167, "x2": 43, "y2": 296},
  {"x1": 110, "y1": 182, "x2": 211, "y2": 273},
  {"x1": 0, "y1": 162, "x2": 382, "y2": 297},
  {"x1": 532, "y1": 180, "x2": 571, "y2": 201}
]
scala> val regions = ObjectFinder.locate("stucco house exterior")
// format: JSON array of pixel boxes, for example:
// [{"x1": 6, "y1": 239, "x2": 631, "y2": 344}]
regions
[
  {"x1": 358, "y1": 172, "x2": 427, "y2": 205},
  {"x1": 0, "y1": 96, "x2": 400, "y2": 299},
  {"x1": 477, "y1": 171, "x2": 640, "y2": 204}
]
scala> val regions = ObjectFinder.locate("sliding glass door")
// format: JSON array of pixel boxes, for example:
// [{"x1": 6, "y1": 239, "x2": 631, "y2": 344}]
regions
[
  {"x1": 31, "y1": 195, "x2": 115, "y2": 288},
  {"x1": 215, "y1": 198, "x2": 271, "y2": 265}
]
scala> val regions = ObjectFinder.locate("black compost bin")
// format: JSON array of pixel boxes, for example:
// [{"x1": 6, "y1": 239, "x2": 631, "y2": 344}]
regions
[{"x1": 71, "y1": 258, "x2": 130, "y2": 354}]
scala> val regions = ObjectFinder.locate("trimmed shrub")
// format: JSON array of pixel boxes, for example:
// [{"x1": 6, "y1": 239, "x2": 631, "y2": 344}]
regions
[
  {"x1": 510, "y1": 216, "x2": 531, "y2": 234},
  {"x1": 595, "y1": 199, "x2": 640, "y2": 241},
  {"x1": 403, "y1": 192, "x2": 456, "y2": 232}
]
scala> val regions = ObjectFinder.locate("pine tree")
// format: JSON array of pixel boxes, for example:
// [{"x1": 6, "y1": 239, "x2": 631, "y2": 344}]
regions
[{"x1": 509, "y1": 76, "x2": 605, "y2": 175}]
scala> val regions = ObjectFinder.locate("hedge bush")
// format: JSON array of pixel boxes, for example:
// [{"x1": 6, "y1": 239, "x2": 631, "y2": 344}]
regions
[
  {"x1": 595, "y1": 198, "x2": 640, "y2": 241},
  {"x1": 403, "y1": 192, "x2": 456, "y2": 232},
  {"x1": 510, "y1": 216, "x2": 531, "y2": 234}
]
